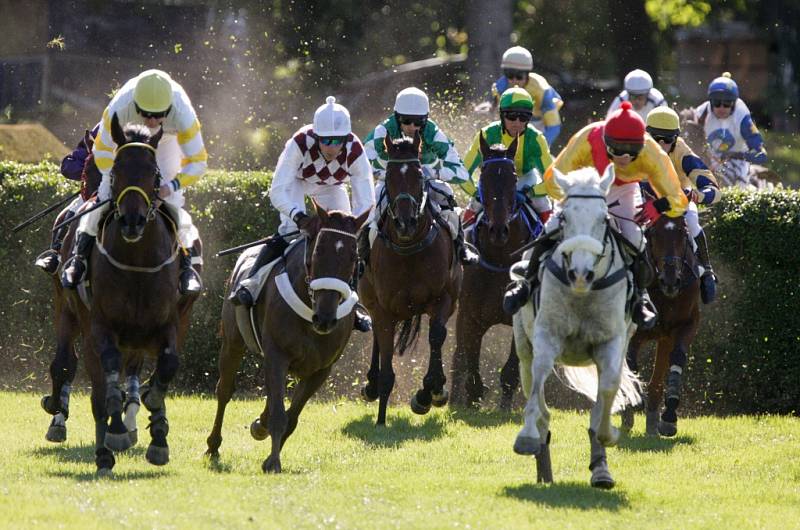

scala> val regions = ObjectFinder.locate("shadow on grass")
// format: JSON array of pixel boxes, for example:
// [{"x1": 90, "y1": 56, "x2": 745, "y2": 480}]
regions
[
  {"x1": 341, "y1": 413, "x2": 447, "y2": 447},
  {"x1": 618, "y1": 432, "x2": 695, "y2": 453},
  {"x1": 46, "y1": 468, "x2": 172, "y2": 481},
  {"x1": 448, "y1": 405, "x2": 518, "y2": 428},
  {"x1": 501, "y1": 480, "x2": 630, "y2": 511},
  {"x1": 29, "y1": 442, "x2": 147, "y2": 464},
  {"x1": 203, "y1": 454, "x2": 234, "y2": 474}
]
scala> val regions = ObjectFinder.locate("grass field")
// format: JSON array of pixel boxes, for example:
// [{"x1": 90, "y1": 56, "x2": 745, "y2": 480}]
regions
[{"x1": 1, "y1": 391, "x2": 799, "y2": 529}]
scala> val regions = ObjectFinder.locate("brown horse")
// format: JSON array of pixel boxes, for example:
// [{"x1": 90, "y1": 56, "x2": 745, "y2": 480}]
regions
[
  {"x1": 450, "y1": 135, "x2": 542, "y2": 409},
  {"x1": 358, "y1": 134, "x2": 462, "y2": 425},
  {"x1": 206, "y1": 204, "x2": 369, "y2": 472},
  {"x1": 45, "y1": 114, "x2": 199, "y2": 474},
  {"x1": 622, "y1": 213, "x2": 701, "y2": 436}
]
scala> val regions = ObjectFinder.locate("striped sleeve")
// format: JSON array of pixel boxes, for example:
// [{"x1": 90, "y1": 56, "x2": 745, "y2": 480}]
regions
[
  {"x1": 460, "y1": 130, "x2": 483, "y2": 196},
  {"x1": 92, "y1": 107, "x2": 116, "y2": 176},
  {"x1": 173, "y1": 107, "x2": 208, "y2": 190},
  {"x1": 431, "y1": 128, "x2": 468, "y2": 184},
  {"x1": 363, "y1": 125, "x2": 388, "y2": 178}
]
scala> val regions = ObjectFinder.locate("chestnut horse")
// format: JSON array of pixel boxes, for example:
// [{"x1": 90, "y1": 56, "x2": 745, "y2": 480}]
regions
[
  {"x1": 359, "y1": 134, "x2": 463, "y2": 425},
  {"x1": 622, "y1": 212, "x2": 701, "y2": 436},
  {"x1": 206, "y1": 204, "x2": 369, "y2": 472},
  {"x1": 46, "y1": 114, "x2": 199, "y2": 474},
  {"x1": 450, "y1": 135, "x2": 542, "y2": 409}
]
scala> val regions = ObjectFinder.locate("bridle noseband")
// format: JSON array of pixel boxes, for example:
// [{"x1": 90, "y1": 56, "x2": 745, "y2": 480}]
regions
[
  {"x1": 385, "y1": 157, "x2": 427, "y2": 221},
  {"x1": 111, "y1": 142, "x2": 160, "y2": 222},
  {"x1": 303, "y1": 227, "x2": 359, "y2": 303}
]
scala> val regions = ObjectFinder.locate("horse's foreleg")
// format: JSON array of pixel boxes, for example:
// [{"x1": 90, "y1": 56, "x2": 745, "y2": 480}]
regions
[
  {"x1": 360, "y1": 335, "x2": 380, "y2": 402},
  {"x1": 499, "y1": 340, "x2": 519, "y2": 412},
  {"x1": 262, "y1": 347, "x2": 289, "y2": 473},
  {"x1": 281, "y1": 366, "x2": 332, "y2": 449},
  {"x1": 621, "y1": 333, "x2": 647, "y2": 431},
  {"x1": 590, "y1": 336, "x2": 626, "y2": 447},
  {"x1": 143, "y1": 326, "x2": 179, "y2": 467},
  {"x1": 207, "y1": 332, "x2": 246, "y2": 457},
  {"x1": 374, "y1": 315, "x2": 396, "y2": 426},
  {"x1": 86, "y1": 352, "x2": 114, "y2": 475},
  {"x1": 412, "y1": 314, "x2": 450, "y2": 415},
  {"x1": 514, "y1": 330, "x2": 557, "y2": 456},
  {"x1": 512, "y1": 315, "x2": 533, "y2": 398},
  {"x1": 647, "y1": 336, "x2": 673, "y2": 436},
  {"x1": 43, "y1": 307, "x2": 80, "y2": 443},
  {"x1": 122, "y1": 357, "x2": 144, "y2": 446},
  {"x1": 450, "y1": 310, "x2": 487, "y2": 407},
  {"x1": 92, "y1": 324, "x2": 132, "y2": 454},
  {"x1": 660, "y1": 316, "x2": 699, "y2": 437}
]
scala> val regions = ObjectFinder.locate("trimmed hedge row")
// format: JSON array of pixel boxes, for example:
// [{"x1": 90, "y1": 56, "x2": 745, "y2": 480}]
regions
[{"x1": 1, "y1": 162, "x2": 798, "y2": 414}]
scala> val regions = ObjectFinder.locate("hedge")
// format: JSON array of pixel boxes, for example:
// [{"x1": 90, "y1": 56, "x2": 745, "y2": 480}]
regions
[{"x1": 1, "y1": 161, "x2": 798, "y2": 414}]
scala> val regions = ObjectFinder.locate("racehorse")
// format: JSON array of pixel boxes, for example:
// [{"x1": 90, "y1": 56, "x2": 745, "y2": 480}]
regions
[
  {"x1": 46, "y1": 114, "x2": 200, "y2": 474},
  {"x1": 512, "y1": 165, "x2": 642, "y2": 489},
  {"x1": 206, "y1": 204, "x2": 369, "y2": 472},
  {"x1": 450, "y1": 135, "x2": 541, "y2": 409},
  {"x1": 621, "y1": 213, "x2": 701, "y2": 437},
  {"x1": 358, "y1": 134, "x2": 463, "y2": 425}
]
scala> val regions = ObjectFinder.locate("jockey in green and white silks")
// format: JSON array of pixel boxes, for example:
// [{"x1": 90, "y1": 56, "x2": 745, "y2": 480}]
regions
[
  {"x1": 462, "y1": 87, "x2": 553, "y2": 225},
  {"x1": 61, "y1": 69, "x2": 207, "y2": 295},
  {"x1": 362, "y1": 87, "x2": 478, "y2": 265}
]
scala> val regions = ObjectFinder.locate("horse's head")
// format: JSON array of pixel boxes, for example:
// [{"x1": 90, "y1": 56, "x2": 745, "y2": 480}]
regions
[
  {"x1": 384, "y1": 133, "x2": 424, "y2": 240},
  {"x1": 304, "y1": 200, "x2": 370, "y2": 334},
  {"x1": 552, "y1": 165, "x2": 614, "y2": 294},
  {"x1": 646, "y1": 214, "x2": 693, "y2": 298},
  {"x1": 478, "y1": 134, "x2": 519, "y2": 245},
  {"x1": 109, "y1": 112, "x2": 163, "y2": 242}
]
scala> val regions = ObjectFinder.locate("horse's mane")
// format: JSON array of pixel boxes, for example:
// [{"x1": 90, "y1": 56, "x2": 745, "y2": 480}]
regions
[
  {"x1": 390, "y1": 135, "x2": 419, "y2": 157},
  {"x1": 124, "y1": 124, "x2": 153, "y2": 144},
  {"x1": 486, "y1": 143, "x2": 511, "y2": 160}
]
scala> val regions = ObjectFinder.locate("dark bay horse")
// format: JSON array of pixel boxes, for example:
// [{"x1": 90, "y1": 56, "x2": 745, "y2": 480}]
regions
[
  {"x1": 450, "y1": 135, "x2": 542, "y2": 409},
  {"x1": 622, "y1": 212, "x2": 701, "y2": 436},
  {"x1": 358, "y1": 134, "x2": 462, "y2": 425},
  {"x1": 46, "y1": 114, "x2": 199, "y2": 474},
  {"x1": 206, "y1": 204, "x2": 369, "y2": 473}
]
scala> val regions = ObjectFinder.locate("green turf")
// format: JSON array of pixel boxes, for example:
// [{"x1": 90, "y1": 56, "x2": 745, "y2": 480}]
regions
[
  {"x1": 2, "y1": 391, "x2": 799, "y2": 529},
  {"x1": 764, "y1": 130, "x2": 800, "y2": 188}
]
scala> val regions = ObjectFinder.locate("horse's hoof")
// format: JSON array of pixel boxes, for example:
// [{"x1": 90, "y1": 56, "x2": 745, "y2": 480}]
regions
[
  {"x1": 146, "y1": 443, "x2": 169, "y2": 466},
  {"x1": 97, "y1": 467, "x2": 114, "y2": 478},
  {"x1": 262, "y1": 456, "x2": 281, "y2": 474},
  {"x1": 410, "y1": 394, "x2": 431, "y2": 415},
  {"x1": 128, "y1": 429, "x2": 138, "y2": 447},
  {"x1": 41, "y1": 395, "x2": 55, "y2": 415},
  {"x1": 590, "y1": 469, "x2": 616, "y2": 489},
  {"x1": 498, "y1": 396, "x2": 513, "y2": 412},
  {"x1": 95, "y1": 448, "x2": 115, "y2": 474},
  {"x1": 360, "y1": 385, "x2": 378, "y2": 403},
  {"x1": 45, "y1": 423, "x2": 67, "y2": 443},
  {"x1": 620, "y1": 408, "x2": 634, "y2": 432},
  {"x1": 513, "y1": 435, "x2": 541, "y2": 456},
  {"x1": 205, "y1": 449, "x2": 220, "y2": 460},
  {"x1": 104, "y1": 431, "x2": 133, "y2": 453},
  {"x1": 431, "y1": 389, "x2": 449, "y2": 408},
  {"x1": 658, "y1": 420, "x2": 677, "y2": 437},
  {"x1": 250, "y1": 419, "x2": 269, "y2": 441}
]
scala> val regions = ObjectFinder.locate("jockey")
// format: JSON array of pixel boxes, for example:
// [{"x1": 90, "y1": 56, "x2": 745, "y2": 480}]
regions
[
  {"x1": 361, "y1": 87, "x2": 478, "y2": 266},
  {"x1": 61, "y1": 69, "x2": 208, "y2": 295},
  {"x1": 462, "y1": 87, "x2": 553, "y2": 225},
  {"x1": 503, "y1": 101, "x2": 688, "y2": 330},
  {"x1": 482, "y1": 46, "x2": 563, "y2": 145},
  {"x1": 645, "y1": 106, "x2": 720, "y2": 303},
  {"x1": 232, "y1": 96, "x2": 375, "y2": 333},
  {"x1": 606, "y1": 69, "x2": 667, "y2": 121},
  {"x1": 34, "y1": 123, "x2": 100, "y2": 275},
  {"x1": 693, "y1": 72, "x2": 767, "y2": 186}
]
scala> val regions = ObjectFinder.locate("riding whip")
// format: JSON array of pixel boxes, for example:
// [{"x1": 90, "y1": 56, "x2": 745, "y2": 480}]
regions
[
  {"x1": 51, "y1": 198, "x2": 112, "y2": 232},
  {"x1": 216, "y1": 230, "x2": 300, "y2": 257},
  {"x1": 13, "y1": 190, "x2": 81, "y2": 233}
]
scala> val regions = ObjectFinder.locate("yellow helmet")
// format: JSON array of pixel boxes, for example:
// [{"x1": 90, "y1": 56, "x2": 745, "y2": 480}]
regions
[
  {"x1": 134, "y1": 70, "x2": 173, "y2": 113},
  {"x1": 646, "y1": 106, "x2": 680, "y2": 133}
]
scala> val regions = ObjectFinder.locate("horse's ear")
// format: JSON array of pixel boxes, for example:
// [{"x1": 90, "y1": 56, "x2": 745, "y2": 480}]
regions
[
  {"x1": 110, "y1": 112, "x2": 126, "y2": 147},
  {"x1": 84, "y1": 129, "x2": 94, "y2": 151},
  {"x1": 354, "y1": 207, "x2": 371, "y2": 231},
  {"x1": 552, "y1": 167, "x2": 570, "y2": 193},
  {"x1": 310, "y1": 198, "x2": 326, "y2": 220},
  {"x1": 479, "y1": 132, "x2": 491, "y2": 160},
  {"x1": 413, "y1": 130, "x2": 421, "y2": 157},
  {"x1": 598, "y1": 164, "x2": 615, "y2": 195},
  {"x1": 383, "y1": 133, "x2": 393, "y2": 157},
  {"x1": 506, "y1": 134, "x2": 519, "y2": 160},
  {"x1": 149, "y1": 126, "x2": 164, "y2": 149}
]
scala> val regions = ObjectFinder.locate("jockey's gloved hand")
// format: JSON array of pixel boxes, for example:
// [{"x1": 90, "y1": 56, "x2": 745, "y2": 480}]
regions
[
  {"x1": 293, "y1": 211, "x2": 315, "y2": 234},
  {"x1": 683, "y1": 188, "x2": 702, "y2": 203},
  {"x1": 744, "y1": 150, "x2": 767, "y2": 164}
]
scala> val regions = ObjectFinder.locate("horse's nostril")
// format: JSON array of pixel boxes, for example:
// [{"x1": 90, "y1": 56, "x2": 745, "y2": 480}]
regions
[
  {"x1": 585, "y1": 271, "x2": 595, "y2": 282},
  {"x1": 567, "y1": 269, "x2": 577, "y2": 282}
]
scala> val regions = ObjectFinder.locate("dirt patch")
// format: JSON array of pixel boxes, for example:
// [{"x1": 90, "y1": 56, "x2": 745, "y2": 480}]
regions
[{"x1": 0, "y1": 123, "x2": 68, "y2": 163}]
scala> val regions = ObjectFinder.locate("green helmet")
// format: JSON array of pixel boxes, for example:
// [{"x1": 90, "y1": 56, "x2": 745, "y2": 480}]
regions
[{"x1": 498, "y1": 87, "x2": 533, "y2": 112}]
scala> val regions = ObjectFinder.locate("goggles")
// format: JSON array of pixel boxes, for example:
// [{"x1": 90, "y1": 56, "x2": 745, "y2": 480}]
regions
[
  {"x1": 502, "y1": 111, "x2": 532, "y2": 122},
  {"x1": 135, "y1": 104, "x2": 171, "y2": 120},
  {"x1": 710, "y1": 99, "x2": 734, "y2": 109},
  {"x1": 318, "y1": 136, "x2": 348, "y2": 146},
  {"x1": 606, "y1": 141, "x2": 644, "y2": 160},
  {"x1": 397, "y1": 115, "x2": 427, "y2": 127},
  {"x1": 503, "y1": 69, "x2": 529, "y2": 81}
]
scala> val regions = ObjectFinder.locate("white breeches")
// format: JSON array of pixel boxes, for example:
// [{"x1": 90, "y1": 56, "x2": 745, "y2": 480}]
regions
[
  {"x1": 370, "y1": 178, "x2": 458, "y2": 240},
  {"x1": 685, "y1": 201, "x2": 701, "y2": 239},
  {"x1": 278, "y1": 181, "x2": 351, "y2": 235}
]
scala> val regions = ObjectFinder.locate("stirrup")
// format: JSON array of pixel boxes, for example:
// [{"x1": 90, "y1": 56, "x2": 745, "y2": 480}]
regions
[
  {"x1": 459, "y1": 244, "x2": 480, "y2": 266},
  {"x1": 353, "y1": 308, "x2": 372, "y2": 333},
  {"x1": 503, "y1": 280, "x2": 531, "y2": 315},
  {"x1": 179, "y1": 269, "x2": 202, "y2": 295},
  {"x1": 700, "y1": 272, "x2": 716, "y2": 304},
  {"x1": 35, "y1": 249, "x2": 60, "y2": 275},
  {"x1": 633, "y1": 301, "x2": 657, "y2": 330},
  {"x1": 61, "y1": 257, "x2": 86, "y2": 289}
]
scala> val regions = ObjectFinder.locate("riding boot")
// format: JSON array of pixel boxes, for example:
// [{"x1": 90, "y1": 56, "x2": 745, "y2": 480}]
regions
[
  {"x1": 455, "y1": 224, "x2": 480, "y2": 266},
  {"x1": 694, "y1": 231, "x2": 717, "y2": 304},
  {"x1": 631, "y1": 248, "x2": 658, "y2": 330},
  {"x1": 61, "y1": 232, "x2": 95, "y2": 289},
  {"x1": 35, "y1": 211, "x2": 74, "y2": 275},
  {"x1": 232, "y1": 234, "x2": 289, "y2": 307},
  {"x1": 349, "y1": 268, "x2": 372, "y2": 332},
  {"x1": 178, "y1": 248, "x2": 203, "y2": 295},
  {"x1": 502, "y1": 234, "x2": 557, "y2": 315},
  {"x1": 357, "y1": 227, "x2": 372, "y2": 278}
]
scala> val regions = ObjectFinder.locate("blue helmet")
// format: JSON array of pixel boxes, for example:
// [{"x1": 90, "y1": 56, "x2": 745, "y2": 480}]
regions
[{"x1": 707, "y1": 72, "x2": 739, "y2": 101}]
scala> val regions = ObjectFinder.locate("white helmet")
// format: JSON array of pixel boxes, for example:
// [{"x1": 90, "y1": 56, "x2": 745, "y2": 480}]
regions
[
  {"x1": 394, "y1": 87, "x2": 429, "y2": 116},
  {"x1": 501, "y1": 46, "x2": 533, "y2": 71},
  {"x1": 624, "y1": 69, "x2": 653, "y2": 95},
  {"x1": 313, "y1": 96, "x2": 351, "y2": 136}
]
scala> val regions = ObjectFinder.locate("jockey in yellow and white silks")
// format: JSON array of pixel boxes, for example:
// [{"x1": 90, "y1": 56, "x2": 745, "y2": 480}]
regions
[
  {"x1": 606, "y1": 69, "x2": 667, "y2": 122},
  {"x1": 693, "y1": 72, "x2": 768, "y2": 187},
  {"x1": 485, "y1": 46, "x2": 564, "y2": 146},
  {"x1": 644, "y1": 106, "x2": 720, "y2": 304},
  {"x1": 61, "y1": 69, "x2": 208, "y2": 295},
  {"x1": 232, "y1": 96, "x2": 375, "y2": 332}
]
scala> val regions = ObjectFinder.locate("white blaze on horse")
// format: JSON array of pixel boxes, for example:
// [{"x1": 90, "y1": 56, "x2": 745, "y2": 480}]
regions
[{"x1": 512, "y1": 165, "x2": 642, "y2": 489}]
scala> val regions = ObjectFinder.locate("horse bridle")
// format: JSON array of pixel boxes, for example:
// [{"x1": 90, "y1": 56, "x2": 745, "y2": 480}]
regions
[
  {"x1": 385, "y1": 157, "x2": 428, "y2": 221},
  {"x1": 110, "y1": 142, "x2": 161, "y2": 222},
  {"x1": 558, "y1": 193, "x2": 614, "y2": 270},
  {"x1": 646, "y1": 223, "x2": 697, "y2": 287},
  {"x1": 302, "y1": 227, "x2": 359, "y2": 303},
  {"x1": 477, "y1": 157, "x2": 523, "y2": 223}
]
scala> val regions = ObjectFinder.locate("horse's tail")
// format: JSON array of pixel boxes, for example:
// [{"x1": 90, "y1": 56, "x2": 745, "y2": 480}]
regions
[
  {"x1": 394, "y1": 315, "x2": 422, "y2": 357},
  {"x1": 559, "y1": 363, "x2": 642, "y2": 413}
]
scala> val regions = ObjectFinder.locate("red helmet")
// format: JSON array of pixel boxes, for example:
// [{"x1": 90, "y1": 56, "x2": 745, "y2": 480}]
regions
[{"x1": 605, "y1": 101, "x2": 646, "y2": 143}]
